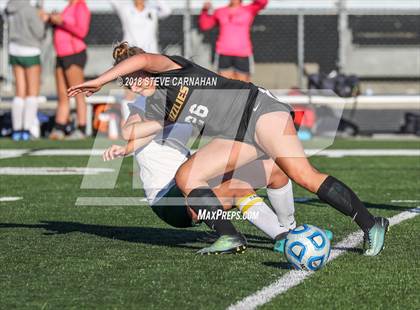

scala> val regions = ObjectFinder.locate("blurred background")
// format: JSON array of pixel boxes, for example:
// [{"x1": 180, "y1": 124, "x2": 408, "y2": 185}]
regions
[{"x1": 0, "y1": 0, "x2": 419, "y2": 139}]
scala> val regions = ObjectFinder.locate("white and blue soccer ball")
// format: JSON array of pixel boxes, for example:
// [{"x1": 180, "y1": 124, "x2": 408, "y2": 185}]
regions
[{"x1": 284, "y1": 224, "x2": 331, "y2": 271}]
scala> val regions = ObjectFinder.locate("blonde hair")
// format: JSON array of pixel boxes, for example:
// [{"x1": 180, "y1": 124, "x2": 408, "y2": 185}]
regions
[{"x1": 112, "y1": 42, "x2": 146, "y2": 66}]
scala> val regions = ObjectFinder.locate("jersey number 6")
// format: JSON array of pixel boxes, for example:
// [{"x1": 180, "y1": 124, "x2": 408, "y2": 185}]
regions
[{"x1": 184, "y1": 104, "x2": 209, "y2": 126}]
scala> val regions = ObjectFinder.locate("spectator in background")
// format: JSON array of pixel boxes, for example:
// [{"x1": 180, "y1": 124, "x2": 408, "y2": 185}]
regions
[
  {"x1": 110, "y1": 0, "x2": 172, "y2": 120},
  {"x1": 47, "y1": 0, "x2": 91, "y2": 140},
  {"x1": 6, "y1": 0, "x2": 46, "y2": 141},
  {"x1": 110, "y1": 0, "x2": 172, "y2": 54},
  {"x1": 199, "y1": 0, "x2": 268, "y2": 82}
]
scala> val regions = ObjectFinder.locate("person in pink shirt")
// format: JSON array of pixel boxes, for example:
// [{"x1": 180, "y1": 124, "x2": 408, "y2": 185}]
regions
[
  {"x1": 45, "y1": 0, "x2": 91, "y2": 140},
  {"x1": 199, "y1": 0, "x2": 268, "y2": 82}
]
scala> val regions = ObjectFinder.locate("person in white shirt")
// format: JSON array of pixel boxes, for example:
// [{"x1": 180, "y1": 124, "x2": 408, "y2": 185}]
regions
[
  {"x1": 110, "y1": 0, "x2": 172, "y2": 54},
  {"x1": 110, "y1": 0, "x2": 172, "y2": 119}
]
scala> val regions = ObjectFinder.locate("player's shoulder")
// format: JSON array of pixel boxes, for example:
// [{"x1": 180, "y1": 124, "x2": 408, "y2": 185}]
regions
[{"x1": 164, "y1": 55, "x2": 194, "y2": 69}]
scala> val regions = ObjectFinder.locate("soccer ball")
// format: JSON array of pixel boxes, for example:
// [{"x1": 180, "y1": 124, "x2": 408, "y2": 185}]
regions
[{"x1": 284, "y1": 224, "x2": 331, "y2": 271}]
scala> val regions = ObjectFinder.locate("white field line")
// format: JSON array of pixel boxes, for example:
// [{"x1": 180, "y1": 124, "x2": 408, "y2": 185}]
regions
[
  {"x1": 0, "y1": 150, "x2": 29, "y2": 159},
  {"x1": 0, "y1": 167, "x2": 114, "y2": 175},
  {"x1": 1, "y1": 149, "x2": 419, "y2": 159},
  {"x1": 75, "y1": 197, "x2": 148, "y2": 206},
  {"x1": 227, "y1": 207, "x2": 420, "y2": 310},
  {"x1": 0, "y1": 196, "x2": 23, "y2": 202},
  {"x1": 391, "y1": 200, "x2": 420, "y2": 203}
]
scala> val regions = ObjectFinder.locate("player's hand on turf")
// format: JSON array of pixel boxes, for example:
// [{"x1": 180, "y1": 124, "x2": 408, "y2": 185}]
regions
[
  {"x1": 103, "y1": 145, "x2": 127, "y2": 161},
  {"x1": 68, "y1": 79, "x2": 102, "y2": 97}
]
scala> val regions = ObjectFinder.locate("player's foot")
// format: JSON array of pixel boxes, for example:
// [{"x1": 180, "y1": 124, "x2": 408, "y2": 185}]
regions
[
  {"x1": 197, "y1": 234, "x2": 247, "y2": 255},
  {"x1": 12, "y1": 131, "x2": 22, "y2": 141},
  {"x1": 66, "y1": 129, "x2": 86, "y2": 140},
  {"x1": 364, "y1": 217, "x2": 389, "y2": 256},
  {"x1": 274, "y1": 229, "x2": 333, "y2": 254},
  {"x1": 49, "y1": 128, "x2": 66, "y2": 140},
  {"x1": 21, "y1": 130, "x2": 30, "y2": 141}
]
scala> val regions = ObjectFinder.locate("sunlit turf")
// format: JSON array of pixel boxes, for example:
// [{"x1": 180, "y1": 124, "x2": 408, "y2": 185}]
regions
[{"x1": 0, "y1": 139, "x2": 419, "y2": 309}]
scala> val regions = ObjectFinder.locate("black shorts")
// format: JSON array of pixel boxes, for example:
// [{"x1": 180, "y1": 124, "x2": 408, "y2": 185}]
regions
[
  {"x1": 56, "y1": 50, "x2": 87, "y2": 70},
  {"x1": 150, "y1": 185, "x2": 195, "y2": 228},
  {"x1": 216, "y1": 54, "x2": 254, "y2": 74},
  {"x1": 219, "y1": 89, "x2": 293, "y2": 146}
]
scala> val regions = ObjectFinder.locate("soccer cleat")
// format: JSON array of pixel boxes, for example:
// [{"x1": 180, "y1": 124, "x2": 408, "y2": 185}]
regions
[
  {"x1": 274, "y1": 229, "x2": 333, "y2": 254},
  {"x1": 21, "y1": 131, "x2": 30, "y2": 141},
  {"x1": 49, "y1": 128, "x2": 66, "y2": 140},
  {"x1": 197, "y1": 234, "x2": 247, "y2": 255},
  {"x1": 364, "y1": 217, "x2": 389, "y2": 256},
  {"x1": 66, "y1": 129, "x2": 86, "y2": 140},
  {"x1": 12, "y1": 131, "x2": 22, "y2": 141}
]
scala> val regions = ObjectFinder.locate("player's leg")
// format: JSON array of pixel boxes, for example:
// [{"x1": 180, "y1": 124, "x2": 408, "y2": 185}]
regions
[
  {"x1": 23, "y1": 64, "x2": 41, "y2": 140},
  {"x1": 175, "y1": 139, "x2": 259, "y2": 254},
  {"x1": 11, "y1": 64, "x2": 26, "y2": 141},
  {"x1": 263, "y1": 159, "x2": 296, "y2": 230},
  {"x1": 232, "y1": 56, "x2": 251, "y2": 82},
  {"x1": 217, "y1": 54, "x2": 236, "y2": 80},
  {"x1": 254, "y1": 111, "x2": 388, "y2": 256},
  {"x1": 50, "y1": 66, "x2": 69, "y2": 139},
  {"x1": 64, "y1": 64, "x2": 87, "y2": 138},
  {"x1": 151, "y1": 186, "x2": 196, "y2": 228},
  {"x1": 212, "y1": 177, "x2": 288, "y2": 242}
]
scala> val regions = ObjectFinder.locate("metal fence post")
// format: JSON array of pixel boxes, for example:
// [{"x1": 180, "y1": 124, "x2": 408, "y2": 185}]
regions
[
  {"x1": 337, "y1": 0, "x2": 348, "y2": 73},
  {"x1": 183, "y1": 0, "x2": 192, "y2": 58},
  {"x1": 2, "y1": 13, "x2": 12, "y2": 94},
  {"x1": 297, "y1": 13, "x2": 305, "y2": 89}
]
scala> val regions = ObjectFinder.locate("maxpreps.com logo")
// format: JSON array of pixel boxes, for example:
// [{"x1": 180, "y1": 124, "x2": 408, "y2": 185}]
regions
[
  {"x1": 168, "y1": 86, "x2": 189, "y2": 122},
  {"x1": 197, "y1": 209, "x2": 258, "y2": 221}
]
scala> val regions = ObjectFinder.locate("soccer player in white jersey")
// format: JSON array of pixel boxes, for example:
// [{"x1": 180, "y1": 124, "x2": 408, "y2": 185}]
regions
[{"x1": 103, "y1": 97, "x2": 332, "y2": 254}]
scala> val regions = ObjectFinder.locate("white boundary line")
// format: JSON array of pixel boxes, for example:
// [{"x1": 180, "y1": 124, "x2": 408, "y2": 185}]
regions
[
  {"x1": 0, "y1": 167, "x2": 114, "y2": 175},
  {"x1": 227, "y1": 207, "x2": 420, "y2": 310},
  {"x1": 0, "y1": 196, "x2": 23, "y2": 202},
  {"x1": 75, "y1": 197, "x2": 148, "y2": 206},
  {"x1": 1, "y1": 149, "x2": 419, "y2": 160}
]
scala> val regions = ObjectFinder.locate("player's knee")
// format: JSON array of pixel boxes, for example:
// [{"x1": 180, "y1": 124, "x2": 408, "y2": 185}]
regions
[{"x1": 175, "y1": 163, "x2": 196, "y2": 194}]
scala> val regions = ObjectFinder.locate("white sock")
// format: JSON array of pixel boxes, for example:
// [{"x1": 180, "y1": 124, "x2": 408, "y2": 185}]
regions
[
  {"x1": 12, "y1": 97, "x2": 25, "y2": 131},
  {"x1": 24, "y1": 96, "x2": 39, "y2": 132},
  {"x1": 238, "y1": 194, "x2": 288, "y2": 240},
  {"x1": 267, "y1": 180, "x2": 296, "y2": 230}
]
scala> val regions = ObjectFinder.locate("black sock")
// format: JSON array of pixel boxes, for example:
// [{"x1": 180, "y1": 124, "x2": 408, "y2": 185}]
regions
[
  {"x1": 317, "y1": 176, "x2": 375, "y2": 232},
  {"x1": 186, "y1": 187, "x2": 238, "y2": 236},
  {"x1": 54, "y1": 123, "x2": 67, "y2": 132},
  {"x1": 78, "y1": 125, "x2": 86, "y2": 134}
]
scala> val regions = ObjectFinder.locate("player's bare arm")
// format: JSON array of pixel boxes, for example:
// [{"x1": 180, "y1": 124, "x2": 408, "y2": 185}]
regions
[{"x1": 67, "y1": 53, "x2": 181, "y2": 97}]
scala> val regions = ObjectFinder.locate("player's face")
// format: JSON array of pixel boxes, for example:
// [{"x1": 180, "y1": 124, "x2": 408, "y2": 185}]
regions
[
  {"x1": 134, "y1": 0, "x2": 145, "y2": 6},
  {"x1": 230, "y1": 0, "x2": 242, "y2": 6}
]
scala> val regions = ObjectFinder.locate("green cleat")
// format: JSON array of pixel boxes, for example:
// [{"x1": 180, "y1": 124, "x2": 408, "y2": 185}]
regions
[
  {"x1": 273, "y1": 229, "x2": 333, "y2": 254},
  {"x1": 197, "y1": 234, "x2": 247, "y2": 255},
  {"x1": 364, "y1": 217, "x2": 389, "y2": 256}
]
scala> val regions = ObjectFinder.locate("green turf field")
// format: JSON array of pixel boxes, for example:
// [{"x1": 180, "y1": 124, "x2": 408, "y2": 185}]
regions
[{"x1": 0, "y1": 139, "x2": 419, "y2": 309}]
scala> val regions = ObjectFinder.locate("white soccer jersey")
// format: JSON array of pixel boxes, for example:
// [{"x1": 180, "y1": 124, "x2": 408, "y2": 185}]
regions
[
  {"x1": 135, "y1": 140, "x2": 189, "y2": 205},
  {"x1": 110, "y1": 0, "x2": 171, "y2": 53}
]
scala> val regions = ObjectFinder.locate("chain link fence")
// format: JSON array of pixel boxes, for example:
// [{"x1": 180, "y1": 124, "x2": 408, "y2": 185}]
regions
[{"x1": 1, "y1": 1, "x2": 419, "y2": 96}]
